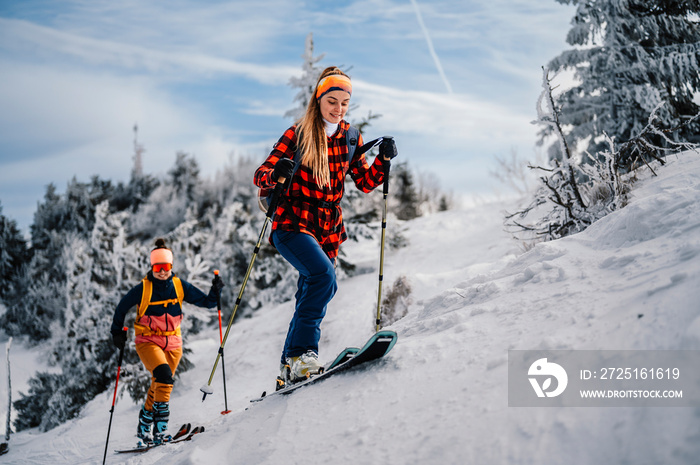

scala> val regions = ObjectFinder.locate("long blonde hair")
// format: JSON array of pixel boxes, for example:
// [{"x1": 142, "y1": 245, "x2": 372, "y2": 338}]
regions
[{"x1": 295, "y1": 67, "x2": 350, "y2": 187}]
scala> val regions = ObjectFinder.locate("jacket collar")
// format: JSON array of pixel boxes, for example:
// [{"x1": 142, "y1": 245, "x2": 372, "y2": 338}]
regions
[{"x1": 331, "y1": 120, "x2": 350, "y2": 139}]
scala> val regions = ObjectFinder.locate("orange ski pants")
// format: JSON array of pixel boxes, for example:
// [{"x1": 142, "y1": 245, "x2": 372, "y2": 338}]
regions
[{"x1": 135, "y1": 342, "x2": 182, "y2": 411}]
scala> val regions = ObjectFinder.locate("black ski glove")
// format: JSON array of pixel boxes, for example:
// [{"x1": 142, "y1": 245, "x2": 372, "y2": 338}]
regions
[
  {"x1": 210, "y1": 274, "x2": 225, "y2": 297},
  {"x1": 379, "y1": 138, "x2": 398, "y2": 161},
  {"x1": 272, "y1": 158, "x2": 295, "y2": 183},
  {"x1": 112, "y1": 331, "x2": 127, "y2": 350}
]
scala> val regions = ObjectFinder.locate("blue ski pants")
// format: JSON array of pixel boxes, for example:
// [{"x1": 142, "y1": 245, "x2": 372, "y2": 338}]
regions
[{"x1": 272, "y1": 230, "x2": 338, "y2": 365}]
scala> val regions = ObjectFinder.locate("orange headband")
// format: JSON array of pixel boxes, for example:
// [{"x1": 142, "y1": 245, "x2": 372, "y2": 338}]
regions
[
  {"x1": 315, "y1": 74, "x2": 352, "y2": 100},
  {"x1": 150, "y1": 248, "x2": 173, "y2": 265}
]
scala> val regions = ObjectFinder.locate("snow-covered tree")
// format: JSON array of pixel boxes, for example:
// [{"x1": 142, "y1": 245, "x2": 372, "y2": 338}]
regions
[
  {"x1": 505, "y1": 68, "x2": 697, "y2": 243},
  {"x1": 129, "y1": 152, "x2": 202, "y2": 239},
  {"x1": 392, "y1": 162, "x2": 421, "y2": 221},
  {"x1": 169, "y1": 151, "x2": 200, "y2": 201},
  {"x1": 14, "y1": 203, "x2": 137, "y2": 430},
  {"x1": 285, "y1": 32, "x2": 326, "y2": 122},
  {"x1": 0, "y1": 203, "x2": 29, "y2": 302},
  {"x1": 4, "y1": 177, "x2": 118, "y2": 340},
  {"x1": 544, "y1": 0, "x2": 700, "y2": 169},
  {"x1": 508, "y1": 69, "x2": 617, "y2": 241},
  {"x1": 30, "y1": 183, "x2": 63, "y2": 251},
  {"x1": 0, "y1": 229, "x2": 66, "y2": 341}
]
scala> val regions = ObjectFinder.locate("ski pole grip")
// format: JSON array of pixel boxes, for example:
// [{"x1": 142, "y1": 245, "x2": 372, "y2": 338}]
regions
[
  {"x1": 117, "y1": 327, "x2": 128, "y2": 365},
  {"x1": 213, "y1": 270, "x2": 223, "y2": 309},
  {"x1": 380, "y1": 136, "x2": 393, "y2": 194},
  {"x1": 266, "y1": 178, "x2": 286, "y2": 219}
]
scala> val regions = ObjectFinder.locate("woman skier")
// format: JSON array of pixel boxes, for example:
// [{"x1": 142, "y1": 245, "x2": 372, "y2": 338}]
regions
[
  {"x1": 111, "y1": 238, "x2": 224, "y2": 444},
  {"x1": 253, "y1": 66, "x2": 398, "y2": 387}
]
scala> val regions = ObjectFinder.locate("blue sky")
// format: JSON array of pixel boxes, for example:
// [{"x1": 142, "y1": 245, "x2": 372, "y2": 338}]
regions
[{"x1": 0, "y1": 0, "x2": 576, "y2": 234}]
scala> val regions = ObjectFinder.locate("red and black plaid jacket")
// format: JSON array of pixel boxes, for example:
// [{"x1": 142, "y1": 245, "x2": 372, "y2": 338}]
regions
[{"x1": 254, "y1": 121, "x2": 385, "y2": 259}]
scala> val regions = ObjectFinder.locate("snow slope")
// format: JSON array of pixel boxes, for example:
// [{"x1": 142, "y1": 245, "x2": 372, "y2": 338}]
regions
[{"x1": 3, "y1": 151, "x2": 700, "y2": 465}]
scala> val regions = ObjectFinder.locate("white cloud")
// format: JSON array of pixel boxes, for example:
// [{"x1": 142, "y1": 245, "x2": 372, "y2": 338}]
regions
[
  {"x1": 12, "y1": 0, "x2": 301, "y2": 58},
  {"x1": 0, "y1": 61, "x2": 207, "y2": 158},
  {"x1": 0, "y1": 18, "x2": 298, "y2": 84},
  {"x1": 354, "y1": 79, "x2": 534, "y2": 144}
]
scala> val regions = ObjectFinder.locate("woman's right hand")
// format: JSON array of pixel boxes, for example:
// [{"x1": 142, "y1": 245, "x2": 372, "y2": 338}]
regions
[
  {"x1": 273, "y1": 158, "x2": 295, "y2": 182},
  {"x1": 112, "y1": 331, "x2": 127, "y2": 350}
]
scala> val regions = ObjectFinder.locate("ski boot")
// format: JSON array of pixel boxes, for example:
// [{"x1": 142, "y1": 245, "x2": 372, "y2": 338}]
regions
[
  {"x1": 136, "y1": 405, "x2": 154, "y2": 445},
  {"x1": 276, "y1": 362, "x2": 291, "y2": 391},
  {"x1": 152, "y1": 401, "x2": 172, "y2": 444},
  {"x1": 287, "y1": 350, "x2": 323, "y2": 382}
]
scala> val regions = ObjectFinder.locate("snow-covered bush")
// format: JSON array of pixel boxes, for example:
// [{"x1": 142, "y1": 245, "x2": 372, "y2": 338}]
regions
[
  {"x1": 507, "y1": 69, "x2": 699, "y2": 244},
  {"x1": 380, "y1": 275, "x2": 412, "y2": 329}
]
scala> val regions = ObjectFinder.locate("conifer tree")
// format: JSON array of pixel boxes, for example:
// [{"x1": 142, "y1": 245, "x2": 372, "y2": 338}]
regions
[
  {"x1": 5, "y1": 178, "x2": 116, "y2": 339},
  {"x1": 0, "y1": 203, "x2": 29, "y2": 302},
  {"x1": 545, "y1": 0, "x2": 700, "y2": 169},
  {"x1": 30, "y1": 183, "x2": 62, "y2": 251},
  {"x1": 0, "y1": 229, "x2": 65, "y2": 341},
  {"x1": 169, "y1": 151, "x2": 201, "y2": 201},
  {"x1": 393, "y1": 162, "x2": 421, "y2": 221},
  {"x1": 285, "y1": 32, "x2": 325, "y2": 122},
  {"x1": 129, "y1": 153, "x2": 199, "y2": 239}
]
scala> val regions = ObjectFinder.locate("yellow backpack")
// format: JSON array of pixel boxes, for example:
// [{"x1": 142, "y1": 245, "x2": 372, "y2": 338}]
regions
[{"x1": 133, "y1": 276, "x2": 185, "y2": 337}]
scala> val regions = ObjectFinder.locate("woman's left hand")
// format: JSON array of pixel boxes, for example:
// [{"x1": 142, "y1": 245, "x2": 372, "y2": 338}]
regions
[{"x1": 379, "y1": 138, "x2": 398, "y2": 161}]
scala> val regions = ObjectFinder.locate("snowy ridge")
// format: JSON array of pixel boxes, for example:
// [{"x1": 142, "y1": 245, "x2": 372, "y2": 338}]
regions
[{"x1": 2, "y1": 151, "x2": 700, "y2": 464}]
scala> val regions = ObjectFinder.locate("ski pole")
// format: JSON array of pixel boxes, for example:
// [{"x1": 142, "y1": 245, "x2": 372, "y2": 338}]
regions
[
  {"x1": 213, "y1": 270, "x2": 231, "y2": 414},
  {"x1": 200, "y1": 177, "x2": 287, "y2": 401},
  {"x1": 103, "y1": 327, "x2": 128, "y2": 465},
  {"x1": 3, "y1": 338, "x2": 12, "y2": 453},
  {"x1": 375, "y1": 138, "x2": 393, "y2": 332}
]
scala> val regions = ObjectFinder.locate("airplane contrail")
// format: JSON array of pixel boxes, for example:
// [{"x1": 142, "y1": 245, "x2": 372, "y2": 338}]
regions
[{"x1": 409, "y1": 0, "x2": 453, "y2": 94}]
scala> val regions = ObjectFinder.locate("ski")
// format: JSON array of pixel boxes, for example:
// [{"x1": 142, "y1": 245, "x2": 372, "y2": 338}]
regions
[
  {"x1": 114, "y1": 423, "x2": 191, "y2": 454},
  {"x1": 251, "y1": 330, "x2": 398, "y2": 402},
  {"x1": 172, "y1": 422, "x2": 193, "y2": 440},
  {"x1": 114, "y1": 424, "x2": 205, "y2": 454},
  {"x1": 327, "y1": 347, "x2": 360, "y2": 370}
]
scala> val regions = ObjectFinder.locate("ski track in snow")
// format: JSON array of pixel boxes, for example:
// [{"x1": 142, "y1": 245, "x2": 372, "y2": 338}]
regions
[{"x1": 2, "y1": 151, "x2": 700, "y2": 464}]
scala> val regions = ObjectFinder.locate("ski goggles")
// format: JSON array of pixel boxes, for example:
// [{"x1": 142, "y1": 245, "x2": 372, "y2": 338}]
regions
[{"x1": 152, "y1": 263, "x2": 173, "y2": 273}]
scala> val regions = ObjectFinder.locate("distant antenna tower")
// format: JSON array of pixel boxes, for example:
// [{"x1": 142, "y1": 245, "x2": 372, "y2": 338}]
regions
[{"x1": 132, "y1": 124, "x2": 145, "y2": 179}]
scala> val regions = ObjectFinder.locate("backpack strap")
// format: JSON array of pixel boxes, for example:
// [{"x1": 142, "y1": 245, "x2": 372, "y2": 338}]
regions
[
  {"x1": 173, "y1": 276, "x2": 184, "y2": 305},
  {"x1": 137, "y1": 277, "x2": 153, "y2": 322},
  {"x1": 345, "y1": 125, "x2": 359, "y2": 164}
]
